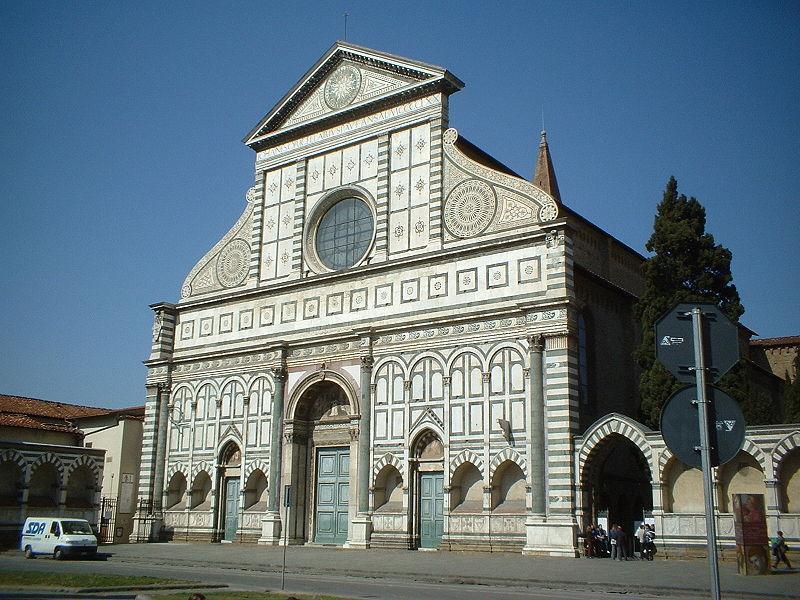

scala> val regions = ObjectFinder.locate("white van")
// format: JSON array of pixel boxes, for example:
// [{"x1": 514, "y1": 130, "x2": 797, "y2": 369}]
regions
[{"x1": 20, "y1": 517, "x2": 98, "y2": 559}]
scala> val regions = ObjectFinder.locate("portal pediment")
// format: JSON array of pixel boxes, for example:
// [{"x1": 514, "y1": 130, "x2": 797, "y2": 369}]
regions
[{"x1": 244, "y1": 42, "x2": 463, "y2": 149}]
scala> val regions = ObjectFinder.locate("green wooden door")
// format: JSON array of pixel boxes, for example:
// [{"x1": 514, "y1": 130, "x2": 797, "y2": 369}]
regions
[
  {"x1": 419, "y1": 472, "x2": 444, "y2": 548},
  {"x1": 315, "y1": 447, "x2": 349, "y2": 545},
  {"x1": 223, "y1": 478, "x2": 240, "y2": 541}
]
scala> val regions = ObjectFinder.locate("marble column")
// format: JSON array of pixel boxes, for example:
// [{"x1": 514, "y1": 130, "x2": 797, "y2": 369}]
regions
[
  {"x1": 260, "y1": 366, "x2": 286, "y2": 544},
  {"x1": 350, "y1": 353, "x2": 374, "y2": 548},
  {"x1": 152, "y1": 382, "x2": 171, "y2": 512},
  {"x1": 528, "y1": 334, "x2": 546, "y2": 515}
]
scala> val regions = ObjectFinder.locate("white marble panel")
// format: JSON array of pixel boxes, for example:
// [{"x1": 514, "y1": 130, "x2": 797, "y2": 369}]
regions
[
  {"x1": 306, "y1": 155, "x2": 324, "y2": 195},
  {"x1": 205, "y1": 425, "x2": 215, "y2": 448},
  {"x1": 511, "y1": 399, "x2": 525, "y2": 431},
  {"x1": 247, "y1": 422, "x2": 257, "y2": 446},
  {"x1": 391, "y1": 408, "x2": 404, "y2": 438},
  {"x1": 390, "y1": 169, "x2": 409, "y2": 210},
  {"x1": 375, "y1": 409, "x2": 388, "y2": 439},
  {"x1": 409, "y1": 163, "x2": 429, "y2": 206},
  {"x1": 324, "y1": 150, "x2": 342, "y2": 189},
  {"x1": 260, "y1": 420, "x2": 270, "y2": 445},
  {"x1": 265, "y1": 170, "x2": 281, "y2": 206},
  {"x1": 342, "y1": 145, "x2": 360, "y2": 185},
  {"x1": 388, "y1": 210, "x2": 409, "y2": 254},
  {"x1": 278, "y1": 200, "x2": 294, "y2": 239},
  {"x1": 409, "y1": 205, "x2": 429, "y2": 250},
  {"x1": 490, "y1": 400, "x2": 505, "y2": 430},
  {"x1": 469, "y1": 402, "x2": 483, "y2": 434},
  {"x1": 451, "y1": 404, "x2": 464, "y2": 434},
  {"x1": 410, "y1": 123, "x2": 431, "y2": 165},
  {"x1": 390, "y1": 129, "x2": 410, "y2": 171},
  {"x1": 275, "y1": 239, "x2": 293, "y2": 278},
  {"x1": 280, "y1": 165, "x2": 296, "y2": 202},
  {"x1": 360, "y1": 139, "x2": 379, "y2": 180}
]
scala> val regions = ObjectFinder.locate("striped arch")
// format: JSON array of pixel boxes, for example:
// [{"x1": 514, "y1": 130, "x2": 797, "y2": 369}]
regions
[
  {"x1": 772, "y1": 431, "x2": 800, "y2": 479},
  {"x1": 191, "y1": 460, "x2": 214, "y2": 482},
  {"x1": 244, "y1": 460, "x2": 269, "y2": 482},
  {"x1": 489, "y1": 447, "x2": 527, "y2": 481},
  {"x1": 450, "y1": 449, "x2": 485, "y2": 475},
  {"x1": 578, "y1": 413, "x2": 653, "y2": 484},
  {"x1": 657, "y1": 447, "x2": 675, "y2": 482},
  {"x1": 166, "y1": 462, "x2": 189, "y2": 482},
  {"x1": 373, "y1": 452, "x2": 403, "y2": 479},
  {"x1": 739, "y1": 438, "x2": 768, "y2": 474},
  {"x1": 30, "y1": 453, "x2": 65, "y2": 487},
  {"x1": 65, "y1": 455, "x2": 101, "y2": 488},
  {"x1": 0, "y1": 449, "x2": 27, "y2": 470}
]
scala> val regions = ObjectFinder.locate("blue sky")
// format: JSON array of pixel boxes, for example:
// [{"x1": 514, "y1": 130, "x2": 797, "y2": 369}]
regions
[{"x1": 1, "y1": 1, "x2": 798, "y2": 409}]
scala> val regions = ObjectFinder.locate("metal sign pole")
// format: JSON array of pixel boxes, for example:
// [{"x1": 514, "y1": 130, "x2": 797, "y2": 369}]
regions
[
  {"x1": 690, "y1": 307, "x2": 721, "y2": 600},
  {"x1": 281, "y1": 503, "x2": 289, "y2": 590}
]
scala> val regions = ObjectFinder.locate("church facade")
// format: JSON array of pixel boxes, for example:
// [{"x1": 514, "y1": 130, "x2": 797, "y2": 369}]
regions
[{"x1": 138, "y1": 43, "x2": 800, "y2": 555}]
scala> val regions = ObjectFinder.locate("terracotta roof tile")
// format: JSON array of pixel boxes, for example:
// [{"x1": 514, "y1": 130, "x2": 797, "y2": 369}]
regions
[
  {"x1": 0, "y1": 394, "x2": 112, "y2": 419},
  {"x1": 750, "y1": 336, "x2": 800, "y2": 347},
  {"x1": 0, "y1": 413, "x2": 82, "y2": 434}
]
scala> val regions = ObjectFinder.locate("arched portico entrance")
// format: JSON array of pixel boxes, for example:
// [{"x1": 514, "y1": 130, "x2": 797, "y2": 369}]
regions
[
  {"x1": 217, "y1": 442, "x2": 241, "y2": 541},
  {"x1": 410, "y1": 429, "x2": 444, "y2": 549},
  {"x1": 284, "y1": 379, "x2": 357, "y2": 545},
  {"x1": 582, "y1": 433, "x2": 653, "y2": 537}
]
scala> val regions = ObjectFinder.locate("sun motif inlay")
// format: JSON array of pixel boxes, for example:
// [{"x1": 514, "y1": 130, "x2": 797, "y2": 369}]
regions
[
  {"x1": 324, "y1": 64, "x2": 362, "y2": 110},
  {"x1": 443, "y1": 179, "x2": 497, "y2": 238}
]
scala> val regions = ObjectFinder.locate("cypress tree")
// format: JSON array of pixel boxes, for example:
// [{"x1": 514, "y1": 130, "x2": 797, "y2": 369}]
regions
[
  {"x1": 784, "y1": 354, "x2": 800, "y2": 423},
  {"x1": 634, "y1": 177, "x2": 744, "y2": 428}
]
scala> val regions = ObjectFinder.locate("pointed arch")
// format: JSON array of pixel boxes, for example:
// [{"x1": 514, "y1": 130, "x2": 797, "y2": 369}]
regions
[
  {"x1": 373, "y1": 452, "x2": 403, "y2": 478},
  {"x1": 244, "y1": 460, "x2": 270, "y2": 482},
  {"x1": 772, "y1": 430, "x2": 800, "y2": 477},
  {"x1": 450, "y1": 449, "x2": 484, "y2": 475},
  {"x1": 739, "y1": 438, "x2": 767, "y2": 474},
  {"x1": 30, "y1": 453, "x2": 65, "y2": 486},
  {"x1": 65, "y1": 455, "x2": 101, "y2": 488},
  {"x1": 578, "y1": 413, "x2": 653, "y2": 482},
  {"x1": 489, "y1": 447, "x2": 527, "y2": 480},
  {"x1": 191, "y1": 460, "x2": 214, "y2": 483}
]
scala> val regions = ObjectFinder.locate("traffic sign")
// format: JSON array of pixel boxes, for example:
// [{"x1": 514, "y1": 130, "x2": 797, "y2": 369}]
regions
[
  {"x1": 655, "y1": 302, "x2": 740, "y2": 383},
  {"x1": 660, "y1": 385, "x2": 746, "y2": 468}
]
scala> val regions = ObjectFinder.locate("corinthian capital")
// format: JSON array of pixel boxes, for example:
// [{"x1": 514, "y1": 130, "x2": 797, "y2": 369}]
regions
[{"x1": 527, "y1": 334, "x2": 544, "y2": 352}]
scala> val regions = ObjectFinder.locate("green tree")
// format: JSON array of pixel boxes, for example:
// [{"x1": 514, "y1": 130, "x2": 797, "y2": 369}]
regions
[
  {"x1": 635, "y1": 177, "x2": 745, "y2": 428},
  {"x1": 784, "y1": 354, "x2": 800, "y2": 423}
]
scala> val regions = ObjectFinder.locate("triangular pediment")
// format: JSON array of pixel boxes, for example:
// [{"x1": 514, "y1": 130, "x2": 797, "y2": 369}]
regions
[{"x1": 244, "y1": 42, "x2": 463, "y2": 148}]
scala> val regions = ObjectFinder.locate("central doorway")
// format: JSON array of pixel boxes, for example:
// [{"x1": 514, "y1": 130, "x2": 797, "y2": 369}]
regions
[
  {"x1": 412, "y1": 429, "x2": 444, "y2": 549},
  {"x1": 284, "y1": 378, "x2": 356, "y2": 546},
  {"x1": 314, "y1": 447, "x2": 350, "y2": 544}
]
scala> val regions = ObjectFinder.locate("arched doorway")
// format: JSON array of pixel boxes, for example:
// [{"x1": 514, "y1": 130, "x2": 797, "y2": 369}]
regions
[
  {"x1": 286, "y1": 379, "x2": 355, "y2": 545},
  {"x1": 217, "y1": 442, "x2": 241, "y2": 541},
  {"x1": 582, "y1": 434, "x2": 652, "y2": 537},
  {"x1": 411, "y1": 429, "x2": 444, "y2": 549}
]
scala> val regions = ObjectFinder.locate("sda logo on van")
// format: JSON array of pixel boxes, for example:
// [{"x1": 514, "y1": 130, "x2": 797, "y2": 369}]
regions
[{"x1": 23, "y1": 521, "x2": 47, "y2": 536}]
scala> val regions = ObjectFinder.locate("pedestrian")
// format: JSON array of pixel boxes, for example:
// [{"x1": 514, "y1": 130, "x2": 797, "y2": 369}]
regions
[
  {"x1": 584, "y1": 525, "x2": 595, "y2": 557},
  {"x1": 596, "y1": 523, "x2": 608, "y2": 557},
  {"x1": 643, "y1": 525, "x2": 657, "y2": 560},
  {"x1": 635, "y1": 524, "x2": 646, "y2": 559},
  {"x1": 616, "y1": 526, "x2": 629, "y2": 561},
  {"x1": 609, "y1": 524, "x2": 619, "y2": 560},
  {"x1": 771, "y1": 531, "x2": 792, "y2": 569}
]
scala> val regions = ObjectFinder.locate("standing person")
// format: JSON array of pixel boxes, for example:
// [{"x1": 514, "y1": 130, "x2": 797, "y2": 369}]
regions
[
  {"x1": 635, "y1": 524, "x2": 646, "y2": 559},
  {"x1": 616, "y1": 526, "x2": 629, "y2": 561},
  {"x1": 584, "y1": 525, "x2": 596, "y2": 558},
  {"x1": 609, "y1": 525, "x2": 619, "y2": 560},
  {"x1": 771, "y1": 531, "x2": 792, "y2": 569},
  {"x1": 596, "y1": 523, "x2": 609, "y2": 557},
  {"x1": 643, "y1": 525, "x2": 657, "y2": 560}
]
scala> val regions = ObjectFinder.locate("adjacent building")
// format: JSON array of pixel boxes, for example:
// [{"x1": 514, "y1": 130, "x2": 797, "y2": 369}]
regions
[
  {"x1": 0, "y1": 394, "x2": 143, "y2": 547},
  {"x1": 137, "y1": 42, "x2": 800, "y2": 554}
]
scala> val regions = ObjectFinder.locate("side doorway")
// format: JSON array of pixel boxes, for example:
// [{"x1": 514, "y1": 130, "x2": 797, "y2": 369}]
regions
[
  {"x1": 419, "y1": 472, "x2": 443, "y2": 548},
  {"x1": 223, "y1": 478, "x2": 240, "y2": 541}
]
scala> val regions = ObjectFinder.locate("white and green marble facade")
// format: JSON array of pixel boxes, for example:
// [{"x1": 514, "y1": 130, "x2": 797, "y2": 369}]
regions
[{"x1": 136, "y1": 43, "x2": 800, "y2": 554}]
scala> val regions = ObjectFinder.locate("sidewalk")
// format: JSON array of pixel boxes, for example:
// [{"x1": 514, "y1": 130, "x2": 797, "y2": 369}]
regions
[{"x1": 95, "y1": 542, "x2": 798, "y2": 598}]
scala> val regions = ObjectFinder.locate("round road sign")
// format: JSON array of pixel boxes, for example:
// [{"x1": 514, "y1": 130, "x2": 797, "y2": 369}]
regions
[{"x1": 660, "y1": 385, "x2": 745, "y2": 469}]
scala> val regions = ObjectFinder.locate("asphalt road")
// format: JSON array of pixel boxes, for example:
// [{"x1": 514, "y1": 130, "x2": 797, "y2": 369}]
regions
[{"x1": 1, "y1": 543, "x2": 797, "y2": 600}]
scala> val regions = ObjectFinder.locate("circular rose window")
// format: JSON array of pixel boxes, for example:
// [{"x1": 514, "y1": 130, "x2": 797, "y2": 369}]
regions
[{"x1": 314, "y1": 196, "x2": 374, "y2": 271}]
